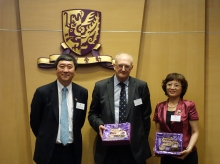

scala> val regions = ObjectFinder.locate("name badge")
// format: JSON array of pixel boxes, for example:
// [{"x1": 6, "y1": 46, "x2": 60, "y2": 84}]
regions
[
  {"x1": 171, "y1": 115, "x2": 181, "y2": 122},
  {"x1": 76, "y1": 102, "x2": 85, "y2": 110},
  {"x1": 134, "y1": 98, "x2": 143, "y2": 106}
]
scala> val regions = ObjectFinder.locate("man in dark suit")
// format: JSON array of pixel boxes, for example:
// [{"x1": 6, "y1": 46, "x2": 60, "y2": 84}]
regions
[
  {"x1": 30, "y1": 54, "x2": 88, "y2": 164},
  {"x1": 88, "y1": 53, "x2": 152, "y2": 164}
]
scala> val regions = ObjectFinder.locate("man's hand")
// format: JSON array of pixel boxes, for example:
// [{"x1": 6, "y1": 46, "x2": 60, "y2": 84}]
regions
[
  {"x1": 99, "y1": 125, "x2": 106, "y2": 138},
  {"x1": 153, "y1": 146, "x2": 163, "y2": 157}
]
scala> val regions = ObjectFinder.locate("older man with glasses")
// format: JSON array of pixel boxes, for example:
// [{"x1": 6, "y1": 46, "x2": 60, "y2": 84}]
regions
[{"x1": 88, "y1": 52, "x2": 152, "y2": 164}]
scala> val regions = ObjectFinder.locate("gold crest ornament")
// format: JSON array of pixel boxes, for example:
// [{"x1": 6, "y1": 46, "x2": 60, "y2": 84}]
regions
[
  {"x1": 37, "y1": 9, "x2": 114, "y2": 69},
  {"x1": 62, "y1": 9, "x2": 100, "y2": 56}
]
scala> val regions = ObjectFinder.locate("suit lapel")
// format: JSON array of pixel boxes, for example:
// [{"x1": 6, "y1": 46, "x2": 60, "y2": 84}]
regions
[
  {"x1": 50, "y1": 81, "x2": 59, "y2": 123},
  {"x1": 107, "y1": 77, "x2": 115, "y2": 119},
  {"x1": 72, "y1": 82, "x2": 79, "y2": 124},
  {"x1": 127, "y1": 77, "x2": 135, "y2": 118}
]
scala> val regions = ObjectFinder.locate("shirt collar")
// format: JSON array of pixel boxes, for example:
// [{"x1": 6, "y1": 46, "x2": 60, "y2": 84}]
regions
[
  {"x1": 114, "y1": 75, "x2": 129, "y2": 87},
  {"x1": 57, "y1": 80, "x2": 72, "y2": 93}
]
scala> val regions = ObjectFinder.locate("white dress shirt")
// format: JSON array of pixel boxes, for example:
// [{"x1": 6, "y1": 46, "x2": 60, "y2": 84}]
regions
[{"x1": 56, "y1": 80, "x2": 74, "y2": 143}]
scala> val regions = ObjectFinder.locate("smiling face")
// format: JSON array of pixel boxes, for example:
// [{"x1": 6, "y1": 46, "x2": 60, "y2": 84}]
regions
[
  {"x1": 56, "y1": 60, "x2": 76, "y2": 86},
  {"x1": 113, "y1": 53, "x2": 133, "y2": 82},
  {"x1": 166, "y1": 80, "x2": 182, "y2": 98}
]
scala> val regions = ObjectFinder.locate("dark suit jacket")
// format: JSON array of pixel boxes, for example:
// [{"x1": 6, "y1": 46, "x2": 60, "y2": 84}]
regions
[
  {"x1": 30, "y1": 80, "x2": 88, "y2": 164},
  {"x1": 88, "y1": 76, "x2": 152, "y2": 164}
]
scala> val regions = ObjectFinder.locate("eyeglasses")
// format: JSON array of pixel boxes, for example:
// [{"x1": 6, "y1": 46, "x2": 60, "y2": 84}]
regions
[
  {"x1": 116, "y1": 64, "x2": 132, "y2": 70},
  {"x1": 166, "y1": 83, "x2": 182, "y2": 88}
]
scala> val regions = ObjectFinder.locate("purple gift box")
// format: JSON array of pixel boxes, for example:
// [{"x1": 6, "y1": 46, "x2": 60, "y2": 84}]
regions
[
  {"x1": 102, "y1": 122, "x2": 131, "y2": 146},
  {"x1": 154, "y1": 132, "x2": 183, "y2": 155}
]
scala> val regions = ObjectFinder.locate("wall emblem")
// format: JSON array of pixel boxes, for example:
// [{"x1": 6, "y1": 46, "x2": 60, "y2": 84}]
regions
[
  {"x1": 37, "y1": 9, "x2": 114, "y2": 69},
  {"x1": 62, "y1": 9, "x2": 100, "y2": 56}
]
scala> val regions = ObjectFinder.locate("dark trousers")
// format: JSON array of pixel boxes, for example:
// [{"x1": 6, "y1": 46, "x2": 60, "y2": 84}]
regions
[
  {"x1": 161, "y1": 150, "x2": 198, "y2": 164},
  {"x1": 48, "y1": 144, "x2": 75, "y2": 164},
  {"x1": 103, "y1": 145, "x2": 145, "y2": 164}
]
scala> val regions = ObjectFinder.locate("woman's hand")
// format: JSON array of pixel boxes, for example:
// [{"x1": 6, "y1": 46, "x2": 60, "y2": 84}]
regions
[{"x1": 173, "y1": 148, "x2": 192, "y2": 160}]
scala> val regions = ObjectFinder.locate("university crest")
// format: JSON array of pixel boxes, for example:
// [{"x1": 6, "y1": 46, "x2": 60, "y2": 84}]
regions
[
  {"x1": 62, "y1": 9, "x2": 101, "y2": 56},
  {"x1": 37, "y1": 9, "x2": 114, "y2": 69}
]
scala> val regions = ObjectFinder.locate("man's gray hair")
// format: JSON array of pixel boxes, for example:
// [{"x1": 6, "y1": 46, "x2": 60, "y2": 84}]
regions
[{"x1": 115, "y1": 52, "x2": 134, "y2": 65}]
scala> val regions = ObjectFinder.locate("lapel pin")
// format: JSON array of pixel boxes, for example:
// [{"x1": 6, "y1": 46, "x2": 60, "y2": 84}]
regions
[{"x1": 176, "y1": 109, "x2": 181, "y2": 115}]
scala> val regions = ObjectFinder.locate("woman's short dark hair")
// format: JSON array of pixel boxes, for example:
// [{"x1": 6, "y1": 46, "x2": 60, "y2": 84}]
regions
[
  {"x1": 54, "y1": 54, "x2": 78, "y2": 70},
  {"x1": 162, "y1": 73, "x2": 188, "y2": 98}
]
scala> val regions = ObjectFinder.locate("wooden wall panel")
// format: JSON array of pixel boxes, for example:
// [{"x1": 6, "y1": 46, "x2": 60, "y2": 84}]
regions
[
  {"x1": 205, "y1": 34, "x2": 220, "y2": 164},
  {"x1": 206, "y1": 0, "x2": 220, "y2": 32},
  {"x1": 19, "y1": 0, "x2": 145, "y2": 31},
  {"x1": 0, "y1": 0, "x2": 19, "y2": 29},
  {"x1": 0, "y1": 0, "x2": 32, "y2": 163},
  {"x1": 0, "y1": 0, "x2": 32, "y2": 164},
  {"x1": 205, "y1": 1, "x2": 220, "y2": 163},
  {"x1": 0, "y1": 32, "x2": 32, "y2": 164},
  {"x1": 144, "y1": 0, "x2": 205, "y2": 32}
]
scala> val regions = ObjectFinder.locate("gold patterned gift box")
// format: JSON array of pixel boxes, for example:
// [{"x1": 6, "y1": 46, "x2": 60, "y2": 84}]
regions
[
  {"x1": 102, "y1": 122, "x2": 131, "y2": 146},
  {"x1": 154, "y1": 132, "x2": 183, "y2": 155}
]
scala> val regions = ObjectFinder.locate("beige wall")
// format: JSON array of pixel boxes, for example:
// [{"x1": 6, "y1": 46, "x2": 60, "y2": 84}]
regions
[
  {"x1": 0, "y1": 0, "x2": 32, "y2": 163},
  {"x1": 0, "y1": 0, "x2": 219, "y2": 163},
  {"x1": 205, "y1": 1, "x2": 220, "y2": 164}
]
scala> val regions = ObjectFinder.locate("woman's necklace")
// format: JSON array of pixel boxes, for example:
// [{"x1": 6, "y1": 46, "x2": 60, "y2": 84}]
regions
[{"x1": 168, "y1": 104, "x2": 177, "y2": 108}]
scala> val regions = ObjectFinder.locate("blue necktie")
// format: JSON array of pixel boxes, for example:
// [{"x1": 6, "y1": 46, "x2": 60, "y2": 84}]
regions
[
  {"x1": 119, "y1": 82, "x2": 127, "y2": 123},
  {"x1": 60, "y1": 87, "x2": 69, "y2": 145}
]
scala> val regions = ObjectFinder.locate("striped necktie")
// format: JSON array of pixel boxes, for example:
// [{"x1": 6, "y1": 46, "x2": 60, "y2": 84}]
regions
[{"x1": 60, "y1": 87, "x2": 69, "y2": 145}]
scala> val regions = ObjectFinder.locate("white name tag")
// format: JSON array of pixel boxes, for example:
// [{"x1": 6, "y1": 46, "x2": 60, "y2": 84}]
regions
[
  {"x1": 76, "y1": 102, "x2": 85, "y2": 110},
  {"x1": 171, "y1": 115, "x2": 181, "y2": 122},
  {"x1": 134, "y1": 98, "x2": 143, "y2": 106}
]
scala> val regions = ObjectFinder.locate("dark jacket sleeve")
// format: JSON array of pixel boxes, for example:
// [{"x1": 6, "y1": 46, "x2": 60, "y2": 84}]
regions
[
  {"x1": 78, "y1": 87, "x2": 88, "y2": 129},
  {"x1": 141, "y1": 82, "x2": 152, "y2": 137},
  {"x1": 30, "y1": 88, "x2": 47, "y2": 137},
  {"x1": 88, "y1": 82, "x2": 105, "y2": 133}
]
